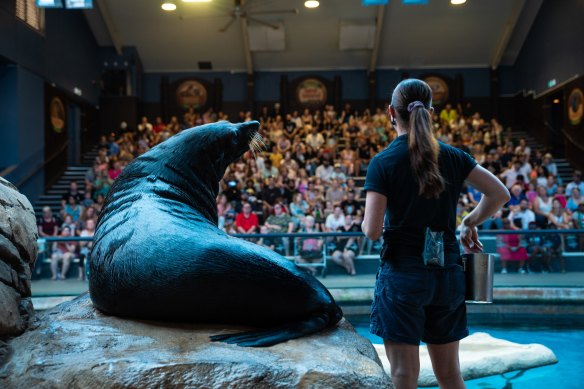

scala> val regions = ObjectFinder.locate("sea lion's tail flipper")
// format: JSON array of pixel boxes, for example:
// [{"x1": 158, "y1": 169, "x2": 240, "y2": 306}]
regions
[{"x1": 210, "y1": 312, "x2": 333, "y2": 347}]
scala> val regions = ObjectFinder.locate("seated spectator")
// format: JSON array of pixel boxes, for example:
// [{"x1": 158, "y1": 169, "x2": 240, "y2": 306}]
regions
[
  {"x1": 264, "y1": 203, "x2": 294, "y2": 254},
  {"x1": 548, "y1": 198, "x2": 571, "y2": 230},
  {"x1": 295, "y1": 215, "x2": 323, "y2": 275},
  {"x1": 269, "y1": 145, "x2": 284, "y2": 169},
  {"x1": 526, "y1": 222, "x2": 553, "y2": 273},
  {"x1": 315, "y1": 159, "x2": 334, "y2": 184},
  {"x1": 108, "y1": 160, "x2": 123, "y2": 181},
  {"x1": 290, "y1": 192, "x2": 309, "y2": 221},
  {"x1": 137, "y1": 116, "x2": 153, "y2": 134},
  {"x1": 500, "y1": 160, "x2": 522, "y2": 189},
  {"x1": 555, "y1": 185, "x2": 567, "y2": 208},
  {"x1": 217, "y1": 193, "x2": 232, "y2": 229},
  {"x1": 257, "y1": 225, "x2": 277, "y2": 251},
  {"x1": 260, "y1": 160, "x2": 279, "y2": 180},
  {"x1": 78, "y1": 219, "x2": 95, "y2": 281},
  {"x1": 81, "y1": 190, "x2": 95, "y2": 209},
  {"x1": 532, "y1": 186, "x2": 553, "y2": 228},
  {"x1": 93, "y1": 194, "x2": 106, "y2": 215},
  {"x1": 355, "y1": 138, "x2": 374, "y2": 175},
  {"x1": 325, "y1": 206, "x2": 345, "y2": 232},
  {"x1": 542, "y1": 153, "x2": 558, "y2": 177},
  {"x1": 508, "y1": 199, "x2": 535, "y2": 230},
  {"x1": 525, "y1": 182, "x2": 538, "y2": 204},
  {"x1": 281, "y1": 151, "x2": 299, "y2": 179},
  {"x1": 276, "y1": 135, "x2": 292, "y2": 155},
  {"x1": 330, "y1": 163, "x2": 347, "y2": 183},
  {"x1": 78, "y1": 206, "x2": 98, "y2": 231},
  {"x1": 497, "y1": 219, "x2": 529, "y2": 274},
  {"x1": 340, "y1": 145, "x2": 356, "y2": 175},
  {"x1": 305, "y1": 126, "x2": 324, "y2": 150},
  {"x1": 325, "y1": 179, "x2": 345, "y2": 206},
  {"x1": 566, "y1": 170, "x2": 584, "y2": 195},
  {"x1": 61, "y1": 214, "x2": 77, "y2": 236},
  {"x1": 330, "y1": 215, "x2": 359, "y2": 275},
  {"x1": 567, "y1": 187, "x2": 584, "y2": 212},
  {"x1": 62, "y1": 195, "x2": 84, "y2": 223},
  {"x1": 235, "y1": 202, "x2": 259, "y2": 235},
  {"x1": 346, "y1": 178, "x2": 362, "y2": 199},
  {"x1": 152, "y1": 116, "x2": 166, "y2": 134},
  {"x1": 545, "y1": 175, "x2": 558, "y2": 197},
  {"x1": 38, "y1": 206, "x2": 59, "y2": 238},
  {"x1": 507, "y1": 184, "x2": 527, "y2": 209},
  {"x1": 50, "y1": 226, "x2": 77, "y2": 280},
  {"x1": 340, "y1": 190, "x2": 363, "y2": 216},
  {"x1": 62, "y1": 181, "x2": 84, "y2": 203},
  {"x1": 107, "y1": 133, "x2": 120, "y2": 157},
  {"x1": 94, "y1": 170, "x2": 112, "y2": 199}
]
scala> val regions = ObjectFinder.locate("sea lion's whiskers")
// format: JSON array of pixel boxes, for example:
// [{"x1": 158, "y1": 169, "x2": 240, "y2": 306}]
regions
[{"x1": 248, "y1": 132, "x2": 266, "y2": 158}]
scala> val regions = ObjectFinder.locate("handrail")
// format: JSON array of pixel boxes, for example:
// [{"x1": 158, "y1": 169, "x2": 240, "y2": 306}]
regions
[
  {"x1": 37, "y1": 228, "x2": 584, "y2": 243},
  {"x1": 559, "y1": 126, "x2": 584, "y2": 153},
  {"x1": 15, "y1": 140, "x2": 69, "y2": 188}
]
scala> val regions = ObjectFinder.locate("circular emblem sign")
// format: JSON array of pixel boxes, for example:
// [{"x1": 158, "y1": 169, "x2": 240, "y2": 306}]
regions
[
  {"x1": 176, "y1": 80, "x2": 207, "y2": 109},
  {"x1": 50, "y1": 97, "x2": 66, "y2": 133},
  {"x1": 297, "y1": 78, "x2": 327, "y2": 107},
  {"x1": 568, "y1": 88, "x2": 584, "y2": 126},
  {"x1": 424, "y1": 76, "x2": 449, "y2": 106}
]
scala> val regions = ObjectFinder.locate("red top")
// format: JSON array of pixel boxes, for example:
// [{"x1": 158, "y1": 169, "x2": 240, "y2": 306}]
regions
[{"x1": 235, "y1": 212, "x2": 259, "y2": 232}]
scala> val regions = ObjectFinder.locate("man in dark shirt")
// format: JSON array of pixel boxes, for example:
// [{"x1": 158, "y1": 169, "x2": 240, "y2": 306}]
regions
[
  {"x1": 340, "y1": 190, "x2": 363, "y2": 216},
  {"x1": 261, "y1": 177, "x2": 283, "y2": 207}
]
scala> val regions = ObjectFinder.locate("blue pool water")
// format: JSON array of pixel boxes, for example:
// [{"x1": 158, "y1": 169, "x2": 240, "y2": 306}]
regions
[{"x1": 349, "y1": 317, "x2": 584, "y2": 389}]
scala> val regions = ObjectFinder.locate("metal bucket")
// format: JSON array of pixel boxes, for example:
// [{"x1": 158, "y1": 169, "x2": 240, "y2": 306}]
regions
[{"x1": 462, "y1": 253, "x2": 494, "y2": 303}]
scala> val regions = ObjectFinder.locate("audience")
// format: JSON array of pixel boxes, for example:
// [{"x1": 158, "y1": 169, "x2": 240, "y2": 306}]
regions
[{"x1": 37, "y1": 101, "x2": 584, "y2": 278}]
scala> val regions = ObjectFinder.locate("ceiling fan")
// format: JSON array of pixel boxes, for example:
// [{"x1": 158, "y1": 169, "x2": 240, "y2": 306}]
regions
[{"x1": 218, "y1": 0, "x2": 299, "y2": 32}]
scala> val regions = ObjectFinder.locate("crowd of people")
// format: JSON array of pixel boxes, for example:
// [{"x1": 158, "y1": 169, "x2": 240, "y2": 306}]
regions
[{"x1": 37, "y1": 100, "x2": 583, "y2": 279}]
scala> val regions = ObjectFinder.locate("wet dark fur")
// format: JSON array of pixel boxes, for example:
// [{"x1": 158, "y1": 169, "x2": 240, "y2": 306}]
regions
[{"x1": 89, "y1": 121, "x2": 343, "y2": 347}]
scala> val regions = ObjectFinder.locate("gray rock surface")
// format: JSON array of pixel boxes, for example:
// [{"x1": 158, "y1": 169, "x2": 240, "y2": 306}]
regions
[
  {"x1": 0, "y1": 294, "x2": 392, "y2": 388},
  {"x1": 0, "y1": 177, "x2": 37, "y2": 337}
]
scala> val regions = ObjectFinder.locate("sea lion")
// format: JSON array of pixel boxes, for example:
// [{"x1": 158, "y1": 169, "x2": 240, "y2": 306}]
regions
[{"x1": 89, "y1": 120, "x2": 343, "y2": 347}]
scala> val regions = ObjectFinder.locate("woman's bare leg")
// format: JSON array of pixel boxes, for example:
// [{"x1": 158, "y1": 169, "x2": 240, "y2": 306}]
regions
[
  {"x1": 383, "y1": 340, "x2": 420, "y2": 389},
  {"x1": 427, "y1": 341, "x2": 465, "y2": 389}
]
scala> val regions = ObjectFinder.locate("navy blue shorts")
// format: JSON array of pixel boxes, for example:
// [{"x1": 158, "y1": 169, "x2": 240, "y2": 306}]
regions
[{"x1": 370, "y1": 258, "x2": 468, "y2": 345}]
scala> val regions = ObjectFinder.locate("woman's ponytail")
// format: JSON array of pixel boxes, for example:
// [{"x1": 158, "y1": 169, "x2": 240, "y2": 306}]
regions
[
  {"x1": 391, "y1": 79, "x2": 444, "y2": 198},
  {"x1": 409, "y1": 105, "x2": 444, "y2": 198}
]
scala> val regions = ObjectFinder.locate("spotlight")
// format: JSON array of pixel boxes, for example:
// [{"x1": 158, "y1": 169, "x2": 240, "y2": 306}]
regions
[
  {"x1": 161, "y1": 1, "x2": 177, "y2": 11},
  {"x1": 305, "y1": 1, "x2": 319, "y2": 8},
  {"x1": 451, "y1": 0, "x2": 467, "y2": 4}
]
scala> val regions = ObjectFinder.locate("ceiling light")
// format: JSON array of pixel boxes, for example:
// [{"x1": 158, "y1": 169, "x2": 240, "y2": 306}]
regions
[
  {"x1": 451, "y1": 0, "x2": 467, "y2": 4},
  {"x1": 553, "y1": 99, "x2": 560, "y2": 104},
  {"x1": 161, "y1": 2, "x2": 177, "y2": 11},
  {"x1": 305, "y1": 1, "x2": 319, "y2": 8}
]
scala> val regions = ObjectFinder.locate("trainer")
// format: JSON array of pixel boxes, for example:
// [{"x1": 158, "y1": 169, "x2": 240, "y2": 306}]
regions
[{"x1": 362, "y1": 78, "x2": 510, "y2": 389}]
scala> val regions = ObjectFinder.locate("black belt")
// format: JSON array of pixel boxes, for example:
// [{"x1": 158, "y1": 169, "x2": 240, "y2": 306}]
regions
[{"x1": 382, "y1": 245, "x2": 462, "y2": 265}]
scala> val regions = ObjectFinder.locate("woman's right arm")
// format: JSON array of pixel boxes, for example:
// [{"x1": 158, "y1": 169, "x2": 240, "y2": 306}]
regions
[
  {"x1": 362, "y1": 191, "x2": 387, "y2": 241},
  {"x1": 461, "y1": 165, "x2": 511, "y2": 252}
]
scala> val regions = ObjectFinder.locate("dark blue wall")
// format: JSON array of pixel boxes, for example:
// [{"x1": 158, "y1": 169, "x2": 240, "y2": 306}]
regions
[
  {"x1": 0, "y1": 5, "x2": 101, "y2": 104},
  {"x1": 504, "y1": 0, "x2": 584, "y2": 95},
  {"x1": 0, "y1": 64, "x2": 18, "y2": 170},
  {"x1": 0, "y1": 65, "x2": 45, "y2": 202},
  {"x1": 142, "y1": 67, "x2": 492, "y2": 106}
]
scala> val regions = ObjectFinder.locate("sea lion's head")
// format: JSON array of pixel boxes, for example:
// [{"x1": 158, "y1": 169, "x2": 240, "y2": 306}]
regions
[{"x1": 205, "y1": 120, "x2": 262, "y2": 168}]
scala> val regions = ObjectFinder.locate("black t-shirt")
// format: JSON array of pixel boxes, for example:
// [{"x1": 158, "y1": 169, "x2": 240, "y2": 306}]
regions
[{"x1": 364, "y1": 135, "x2": 477, "y2": 256}]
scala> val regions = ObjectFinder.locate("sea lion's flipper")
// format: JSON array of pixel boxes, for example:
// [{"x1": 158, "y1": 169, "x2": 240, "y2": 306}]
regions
[{"x1": 210, "y1": 312, "x2": 330, "y2": 347}]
